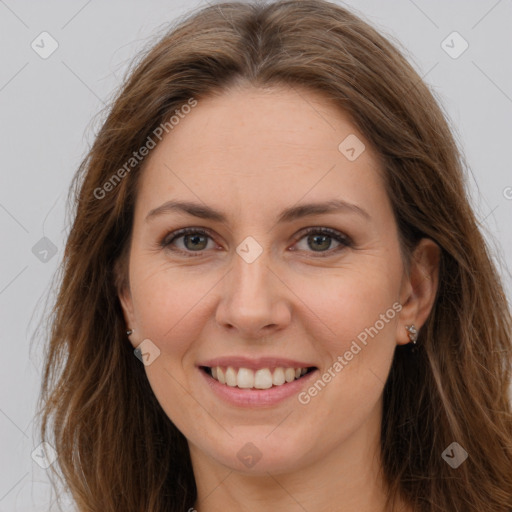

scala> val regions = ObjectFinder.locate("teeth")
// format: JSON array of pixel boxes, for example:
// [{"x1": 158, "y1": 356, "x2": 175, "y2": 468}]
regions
[
  {"x1": 225, "y1": 366, "x2": 237, "y2": 387},
  {"x1": 208, "y1": 366, "x2": 311, "y2": 389},
  {"x1": 272, "y1": 367, "x2": 285, "y2": 386},
  {"x1": 284, "y1": 368, "x2": 295, "y2": 383},
  {"x1": 254, "y1": 369, "x2": 273, "y2": 389},
  {"x1": 237, "y1": 368, "x2": 254, "y2": 388}
]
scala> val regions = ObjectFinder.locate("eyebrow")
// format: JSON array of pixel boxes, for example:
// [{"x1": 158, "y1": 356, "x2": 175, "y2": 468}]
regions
[{"x1": 145, "y1": 199, "x2": 371, "y2": 223}]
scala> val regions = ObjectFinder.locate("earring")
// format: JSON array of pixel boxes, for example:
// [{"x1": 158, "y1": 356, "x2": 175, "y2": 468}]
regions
[
  {"x1": 126, "y1": 328, "x2": 134, "y2": 336},
  {"x1": 405, "y1": 324, "x2": 418, "y2": 344}
]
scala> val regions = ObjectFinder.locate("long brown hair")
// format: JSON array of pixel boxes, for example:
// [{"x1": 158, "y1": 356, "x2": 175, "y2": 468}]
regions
[{"x1": 36, "y1": 1, "x2": 512, "y2": 510}]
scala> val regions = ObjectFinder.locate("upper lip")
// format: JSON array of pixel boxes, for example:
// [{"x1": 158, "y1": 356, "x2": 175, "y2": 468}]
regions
[{"x1": 198, "y1": 356, "x2": 317, "y2": 371}]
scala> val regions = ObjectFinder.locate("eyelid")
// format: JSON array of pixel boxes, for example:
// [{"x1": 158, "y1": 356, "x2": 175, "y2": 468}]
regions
[
  {"x1": 290, "y1": 226, "x2": 352, "y2": 257},
  {"x1": 294, "y1": 226, "x2": 352, "y2": 245},
  {"x1": 160, "y1": 227, "x2": 217, "y2": 255},
  {"x1": 160, "y1": 226, "x2": 352, "y2": 256},
  {"x1": 160, "y1": 227, "x2": 212, "y2": 246}
]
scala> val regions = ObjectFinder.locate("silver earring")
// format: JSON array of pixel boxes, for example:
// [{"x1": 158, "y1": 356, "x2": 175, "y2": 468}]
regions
[
  {"x1": 405, "y1": 325, "x2": 418, "y2": 344},
  {"x1": 126, "y1": 328, "x2": 134, "y2": 336}
]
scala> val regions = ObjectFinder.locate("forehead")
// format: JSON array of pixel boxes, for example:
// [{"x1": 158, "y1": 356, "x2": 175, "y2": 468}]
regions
[{"x1": 135, "y1": 85, "x2": 388, "y2": 221}]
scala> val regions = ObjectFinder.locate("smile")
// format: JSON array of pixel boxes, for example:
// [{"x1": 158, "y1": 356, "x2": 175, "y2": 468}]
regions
[{"x1": 201, "y1": 366, "x2": 316, "y2": 389}]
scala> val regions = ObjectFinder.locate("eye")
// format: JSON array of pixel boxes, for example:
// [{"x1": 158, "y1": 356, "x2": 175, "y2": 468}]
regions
[
  {"x1": 292, "y1": 227, "x2": 352, "y2": 256},
  {"x1": 160, "y1": 226, "x2": 352, "y2": 257},
  {"x1": 161, "y1": 227, "x2": 216, "y2": 255}
]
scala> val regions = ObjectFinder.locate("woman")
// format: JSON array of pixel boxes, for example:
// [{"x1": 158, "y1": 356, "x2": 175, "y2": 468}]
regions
[{"x1": 37, "y1": 1, "x2": 512, "y2": 511}]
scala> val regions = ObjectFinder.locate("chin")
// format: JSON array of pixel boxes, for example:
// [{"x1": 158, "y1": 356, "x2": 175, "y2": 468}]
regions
[{"x1": 198, "y1": 431, "x2": 314, "y2": 475}]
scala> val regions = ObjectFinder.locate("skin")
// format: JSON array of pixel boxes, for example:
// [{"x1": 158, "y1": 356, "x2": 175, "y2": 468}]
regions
[{"x1": 119, "y1": 84, "x2": 440, "y2": 512}]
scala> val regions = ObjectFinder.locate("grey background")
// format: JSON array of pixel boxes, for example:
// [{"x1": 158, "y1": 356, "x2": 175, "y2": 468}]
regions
[{"x1": 1, "y1": 0, "x2": 511, "y2": 510}]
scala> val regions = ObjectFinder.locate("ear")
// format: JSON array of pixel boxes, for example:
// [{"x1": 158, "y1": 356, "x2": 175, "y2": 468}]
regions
[
  {"x1": 118, "y1": 285, "x2": 136, "y2": 333},
  {"x1": 396, "y1": 238, "x2": 441, "y2": 345},
  {"x1": 114, "y1": 257, "x2": 138, "y2": 346}
]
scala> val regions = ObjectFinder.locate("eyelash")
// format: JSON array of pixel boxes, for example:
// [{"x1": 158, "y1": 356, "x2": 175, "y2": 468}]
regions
[{"x1": 160, "y1": 226, "x2": 352, "y2": 258}]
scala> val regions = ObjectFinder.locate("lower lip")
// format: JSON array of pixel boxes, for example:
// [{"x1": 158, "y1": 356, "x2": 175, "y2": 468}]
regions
[{"x1": 199, "y1": 367, "x2": 318, "y2": 407}]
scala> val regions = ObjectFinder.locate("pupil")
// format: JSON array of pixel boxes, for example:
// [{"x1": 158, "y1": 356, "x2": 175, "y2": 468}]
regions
[
  {"x1": 185, "y1": 234, "x2": 207, "y2": 250},
  {"x1": 182, "y1": 233, "x2": 332, "y2": 252},
  {"x1": 309, "y1": 234, "x2": 331, "y2": 251}
]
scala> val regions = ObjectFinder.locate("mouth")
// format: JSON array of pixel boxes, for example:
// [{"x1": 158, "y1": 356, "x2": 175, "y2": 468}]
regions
[{"x1": 200, "y1": 365, "x2": 317, "y2": 390}]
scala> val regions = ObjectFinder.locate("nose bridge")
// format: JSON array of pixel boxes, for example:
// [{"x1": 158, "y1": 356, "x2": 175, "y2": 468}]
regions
[
  {"x1": 231, "y1": 246, "x2": 270, "y2": 301},
  {"x1": 216, "y1": 241, "x2": 291, "y2": 336},
  {"x1": 226, "y1": 240, "x2": 272, "y2": 312}
]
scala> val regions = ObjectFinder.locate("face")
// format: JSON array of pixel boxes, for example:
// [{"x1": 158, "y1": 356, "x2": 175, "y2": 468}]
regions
[{"x1": 119, "y1": 85, "x2": 426, "y2": 475}]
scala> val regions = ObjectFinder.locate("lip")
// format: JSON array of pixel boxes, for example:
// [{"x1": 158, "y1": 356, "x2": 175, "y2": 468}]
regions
[
  {"x1": 198, "y1": 356, "x2": 316, "y2": 371},
  {"x1": 198, "y1": 366, "x2": 319, "y2": 407}
]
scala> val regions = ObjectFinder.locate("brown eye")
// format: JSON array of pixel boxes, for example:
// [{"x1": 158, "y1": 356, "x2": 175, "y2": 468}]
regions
[
  {"x1": 181, "y1": 233, "x2": 209, "y2": 251},
  {"x1": 306, "y1": 233, "x2": 333, "y2": 251},
  {"x1": 293, "y1": 227, "x2": 351, "y2": 256},
  {"x1": 161, "y1": 228, "x2": 214, "y2": 255},
  {"x1": 160, "y1": 226, "x2": 351, "y2": 258}
]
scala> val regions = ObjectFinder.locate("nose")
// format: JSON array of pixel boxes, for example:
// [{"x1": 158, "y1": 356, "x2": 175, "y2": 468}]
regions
[{"x1": 215, "y1": 247, "x2": 292, "y2": 339}]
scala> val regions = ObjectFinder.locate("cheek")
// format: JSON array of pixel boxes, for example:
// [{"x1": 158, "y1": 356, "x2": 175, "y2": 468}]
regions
[
  {"x1": 294, "y1": 264, "x2": 401, "y2": 418},
  {"x1": 301, "y1": 263, "x2": 401, "y2": 348},
  {"x1": 129, "y1": 247, "x2": 402, "y2": 359},
  {"x1": 129, "y1": 260, "x2": 219, "y2": 355},
  {"x1": 295, "y1": 273, "x2": 400, "y2": 428}
]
